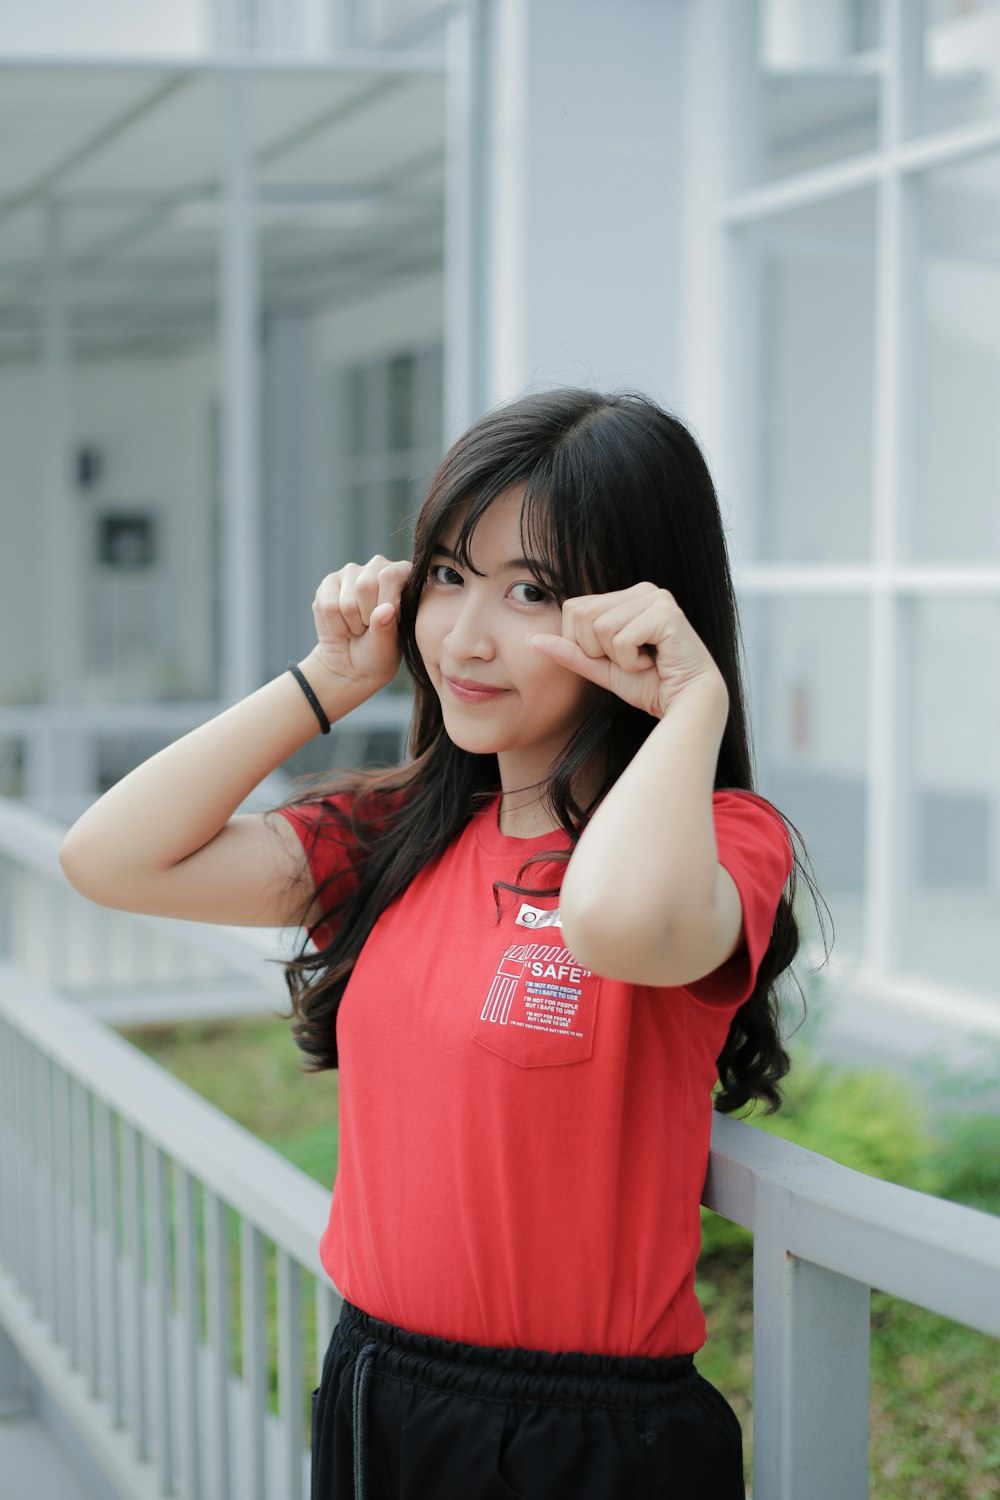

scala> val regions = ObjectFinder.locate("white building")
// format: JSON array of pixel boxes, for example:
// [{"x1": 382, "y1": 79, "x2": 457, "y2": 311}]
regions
[
  {"x1": 3, "y1": 0, "x2": 1000, "y2": 1030},
  {"x1": 2, "y1": 5, "x2": 1000, "y2": 1496}
]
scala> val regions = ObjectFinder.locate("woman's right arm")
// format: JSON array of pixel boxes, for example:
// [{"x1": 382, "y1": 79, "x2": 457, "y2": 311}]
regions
[{"x1": 59, "y1": 558, "x2": 411, "y2": 928}]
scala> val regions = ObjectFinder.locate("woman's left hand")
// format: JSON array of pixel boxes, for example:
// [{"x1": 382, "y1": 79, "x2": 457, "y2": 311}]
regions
[{"x1": 527, "y1": 583, "x2": 728, "y2": 720}]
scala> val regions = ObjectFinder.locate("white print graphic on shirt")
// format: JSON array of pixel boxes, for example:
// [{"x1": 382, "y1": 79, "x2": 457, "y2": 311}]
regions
[{"x1": 479, "y1": 915, "x2": 591, "y2": 1040}]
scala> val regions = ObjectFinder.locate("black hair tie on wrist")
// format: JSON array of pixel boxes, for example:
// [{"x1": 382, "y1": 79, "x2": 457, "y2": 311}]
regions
[{"x1": 288, "y1": 662, "x2": 331, "y2": 734}]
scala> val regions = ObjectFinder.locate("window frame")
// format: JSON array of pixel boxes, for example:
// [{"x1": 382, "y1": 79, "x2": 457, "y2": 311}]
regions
[{"x1": 706, "y1": 0, "x2": 1000, "y2": 1007}]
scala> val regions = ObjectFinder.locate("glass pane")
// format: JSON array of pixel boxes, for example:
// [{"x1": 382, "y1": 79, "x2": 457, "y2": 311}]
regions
[
  {"x1": 388, "y1": 476, "x2": 420, "y2": 555},
  {"x1": 741, "y1": 188, "x2": 877, "y2": 562},
  {"x1": 742, "y1": 594, "x2": 870, "y2": 961},
  {"x1": 388, "y1": 354, "x2": 415, "y2": 451},
  {"x1": 745, "y1": 0, "x2": 883, "y2": 185},
  {"x1": 347, "y1": 365, "x2": 368, "y2": 458},
  {"x1": 901, "y1": 597, "x2": 1000, "y2": 994},
  {"x1": 911, "y1": 153, "x2": 1000, "y2": 561},
  {"x1": 918, "y1": 1, "x2": 1000, "y2": 136}
]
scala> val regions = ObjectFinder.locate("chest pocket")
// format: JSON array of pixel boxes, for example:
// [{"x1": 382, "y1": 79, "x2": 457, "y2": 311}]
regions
[{"x1": 471, "y1": 928, "x2": 598, "y2": 1068}]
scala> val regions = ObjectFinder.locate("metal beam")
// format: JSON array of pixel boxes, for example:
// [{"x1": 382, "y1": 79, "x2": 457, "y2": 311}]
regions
[
  {"x1": 0, "y1": 50, "x2": 444, "y2": 75},
  {"x1": 0, "y1": 74, "x2": 190, "y2": 234},
  {"x1": 68, "y1": 74, "x2": 418, "y2": 275}
]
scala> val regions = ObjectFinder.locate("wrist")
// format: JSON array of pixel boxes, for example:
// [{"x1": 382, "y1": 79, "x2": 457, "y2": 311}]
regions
[
  {"x1": 296, "y1": 648, "x2": 385, "y2": 719},
  {"x1": 657, "y1": 669, "x2": 729, "y2": 730}
]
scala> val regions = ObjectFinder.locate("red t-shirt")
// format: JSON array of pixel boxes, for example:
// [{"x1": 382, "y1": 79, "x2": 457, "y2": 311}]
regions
[{"x1": 279, "y1": 788, "x2": 792, "y2": 1357}]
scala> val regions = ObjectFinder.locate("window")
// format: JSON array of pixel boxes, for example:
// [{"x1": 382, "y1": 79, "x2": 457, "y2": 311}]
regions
[
  {"x1": 336, "y1": 344, "x2": 443, "y2": 693},
  {"x1": 722, "y1": 0, "x2": 1000, "y2": 1002}
]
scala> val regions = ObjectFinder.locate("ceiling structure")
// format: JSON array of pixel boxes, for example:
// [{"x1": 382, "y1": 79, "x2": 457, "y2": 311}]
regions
[{"x1": 0, "y1": 59, "x2": 446, "y2": 363}]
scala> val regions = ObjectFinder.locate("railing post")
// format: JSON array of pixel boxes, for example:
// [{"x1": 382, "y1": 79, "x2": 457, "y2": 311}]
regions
[
  {"x1": 205, "y1": 1191, "x2": 233, "y2": 1500},
  {"x1": 752, "y1": 1184, "x2": 871, "y2": 1500},
  {"x1": 241, "y1": 1221, "x2": 268, "y2": 1500},
  {"x1": 0, "y1": 1323, "x2": 28, "y2": 1416}
]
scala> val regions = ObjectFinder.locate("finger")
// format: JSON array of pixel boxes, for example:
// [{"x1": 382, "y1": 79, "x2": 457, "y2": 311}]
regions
[
  {"x1": 611, "y1": 603, "x2": 681, "y2": 668},
  {"x1": 359, "y1": 571, "x2": 389, "y2": 629},
  {"x1": 560, "y1": 599, "x2": 606, "y2": 661},
  {"x1": 586, "y1": 598, "x2": 659, "y2": 669},
  {"x1": 562, "y1": 585, "x2": 659, "y2": 661},
  {"x1": 313, "y1": 575, "x2": 347, "y2": 643},
  {"x1": 375, "y1": 560, "x2": 412, "y2": 620},
  {"x1": 337, "y1": 577, "x2": 367, "y2": 636},
  {"x1": 527, "y1": 633, "x2": 616, "y2": 689}
]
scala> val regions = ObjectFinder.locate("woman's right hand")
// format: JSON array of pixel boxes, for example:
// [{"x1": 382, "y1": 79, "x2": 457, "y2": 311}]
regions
[{"x1": 305, "y1": 556, "x2": 413, "y2": 695}]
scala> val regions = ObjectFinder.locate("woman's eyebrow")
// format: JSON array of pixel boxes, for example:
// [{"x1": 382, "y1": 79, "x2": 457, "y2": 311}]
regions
[{"x1": 432, "y1": 543, "x2": 549, "y2": 574}]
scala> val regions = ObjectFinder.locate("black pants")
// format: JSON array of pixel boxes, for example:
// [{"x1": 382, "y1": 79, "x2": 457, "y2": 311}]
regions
[{"x1": 311, "y1": 1301, "x2": 745, "y2": 1500}]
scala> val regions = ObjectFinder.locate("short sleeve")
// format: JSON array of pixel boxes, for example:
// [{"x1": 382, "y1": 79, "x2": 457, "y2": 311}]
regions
[
  {"x1": 274, "y1": 794, "x2": 362, "y2": 950},
  {"x1": 683, "y1": 789, "x2": 794, "y2": 1010}
]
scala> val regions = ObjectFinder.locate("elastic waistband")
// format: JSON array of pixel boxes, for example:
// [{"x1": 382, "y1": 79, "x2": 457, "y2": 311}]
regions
[{"x1": 336, "y1": 1301, "x2": 695, "y2": 1411}]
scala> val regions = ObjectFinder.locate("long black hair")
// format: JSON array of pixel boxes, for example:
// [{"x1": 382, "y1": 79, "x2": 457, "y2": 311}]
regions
[{"x1": 283, "y1": 387, "x2": 827, "y2": 1112}]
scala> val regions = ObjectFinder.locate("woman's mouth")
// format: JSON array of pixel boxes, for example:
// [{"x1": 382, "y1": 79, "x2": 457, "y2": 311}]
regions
[{"x1": 445, "y1": 677, "x2": 511, "y2": 702}]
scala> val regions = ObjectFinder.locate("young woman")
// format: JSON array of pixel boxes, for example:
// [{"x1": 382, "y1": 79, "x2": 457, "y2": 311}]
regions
[{"x1": 61, "y1": 388, "x2": 812, "y2": 1500}]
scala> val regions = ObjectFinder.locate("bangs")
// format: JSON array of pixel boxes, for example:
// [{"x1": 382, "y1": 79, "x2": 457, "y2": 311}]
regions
[
  {"x1": 418, "y1": 460, "x2": 608, "y2": 604},
  {"x1": 520, "y1": 454, "x2": 617, "y2": 599}
]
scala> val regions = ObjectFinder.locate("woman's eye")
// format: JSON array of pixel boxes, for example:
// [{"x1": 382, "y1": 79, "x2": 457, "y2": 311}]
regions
[
  {"x1": 510, "y1": 581, "x2": 551, "y2": 605},
  {"x1": 429, "y1": 563, "x2": 463, "y2": 586}
]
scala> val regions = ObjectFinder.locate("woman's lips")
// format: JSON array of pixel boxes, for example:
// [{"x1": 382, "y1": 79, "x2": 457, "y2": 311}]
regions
[{"x1": 445, "y1": 677, "x2": 511, "y2": 702}]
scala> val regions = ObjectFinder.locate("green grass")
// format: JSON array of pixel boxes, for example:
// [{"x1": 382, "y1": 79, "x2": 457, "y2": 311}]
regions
[
  {"x1": 119, "y1": 1015, "x2": 1000, "y2": 1497},
  {"x1": 117, "y1": 1016, "x2": 340, "y2": 1186}
]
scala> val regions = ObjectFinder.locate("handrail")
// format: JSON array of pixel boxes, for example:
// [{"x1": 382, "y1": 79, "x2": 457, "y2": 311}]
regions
[
  {"x1": 0, "y1": 696, "x2": 414, "y2": 733},
  {"x1": 705, "y1": 1111, "x2": 1000, "y2": 1336},
  {"x1": 0, "y1": 969, "x2": 339, "y2": 1500},
  {"x1": 0, "y1": 790, "x2": 293, "y2": 997},
  {"x1": 0, "y1": 969, "x2": 328, "y2": 1271}
]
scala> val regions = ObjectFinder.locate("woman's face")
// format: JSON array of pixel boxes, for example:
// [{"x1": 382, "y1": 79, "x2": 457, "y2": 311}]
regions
[{"x1": 414, "y1": 486, "x2": 598, "y2": 785}]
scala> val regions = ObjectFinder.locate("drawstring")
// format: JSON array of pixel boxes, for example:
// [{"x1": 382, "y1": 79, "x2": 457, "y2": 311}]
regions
[{"x1": 352, "y1": 1341, "x2": 378, "y2": 1500}]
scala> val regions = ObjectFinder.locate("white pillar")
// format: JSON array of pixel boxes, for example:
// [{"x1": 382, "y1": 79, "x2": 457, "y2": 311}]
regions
[
  {"x1": 37, "y1": 199, "x2": 97, "y2": 807},
  {"x1": 263, "y1": 313, "x2": 314, "y2": 679},
  {"x1": 40, "y1": 198, "x2": 82, "y2": 702},
  {"x1": 477, "y1": 0, "x2": 690, "y2": 410},
  {"x1": 219, "y1": 70, "x2": 263, "y2": 702},
  {"x1": 444, "y1": 0, "x2": 489, "y2": 440}
]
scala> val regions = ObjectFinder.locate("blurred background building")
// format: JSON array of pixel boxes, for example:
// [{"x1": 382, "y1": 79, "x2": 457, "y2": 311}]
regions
[
  {"x1": 2, "y1": 6, "x2": 1000, "y2": 1498},
  {"x1": 1, "y1": 0, "x2": 999, "y2": 1030}
]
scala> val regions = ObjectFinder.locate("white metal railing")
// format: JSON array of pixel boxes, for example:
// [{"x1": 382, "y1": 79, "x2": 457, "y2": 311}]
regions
[
  {"x1": 0, "y1": 694, "x2": 410, "y2": 1019},
  {"x1": 0, "y1": 792, "x2": 290, "y2": 1021},
  {"x1": 1, "y1": 797, "x2": 1000, "y2": 1499},
  {"x1": 704, "y1": 1113, "x2": 1000, "y2": 1498},
  {"x1": 0, "y1": 696, "x2": 411, "y2": 821},
  {"x1": 0, "y1": 968, "x2": 335, "y2": 1500}
]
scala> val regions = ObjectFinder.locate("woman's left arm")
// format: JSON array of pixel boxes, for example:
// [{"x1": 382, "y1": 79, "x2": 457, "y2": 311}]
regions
[{"x1": 528, "y1": 584, "x2": 744, "y2": 987}]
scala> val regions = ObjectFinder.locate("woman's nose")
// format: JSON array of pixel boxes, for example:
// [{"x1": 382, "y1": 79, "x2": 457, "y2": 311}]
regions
[{"x1": 443, "y1": 594, "x2": 495, "y2": 661}]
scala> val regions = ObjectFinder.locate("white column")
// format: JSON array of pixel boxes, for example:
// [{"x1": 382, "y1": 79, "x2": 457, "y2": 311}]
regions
[
  {"x1": 40, "y1": 198, "x2": 81, "y2": 702},
  {"x1": 219, "y1": 70, "x2": 263, "y2": 702},
  {"x1": 444, "y1": 0, "x2": 488, "y2": 440},
  {"x1": 37, "y1": 198, "x2": 98, "y2": 807},
  {"x1": 864, "y1": 0, "x2": 920, "y2": 975},
  {"x1": 263, "y1": 313, "x2": 312, "y2": 679},
  {"x1": 678, "y1": 0, "x2": 730, "y2": 466},
  {"x1": 478, "y1": 0, "x2": 689, "y2": 408}
]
